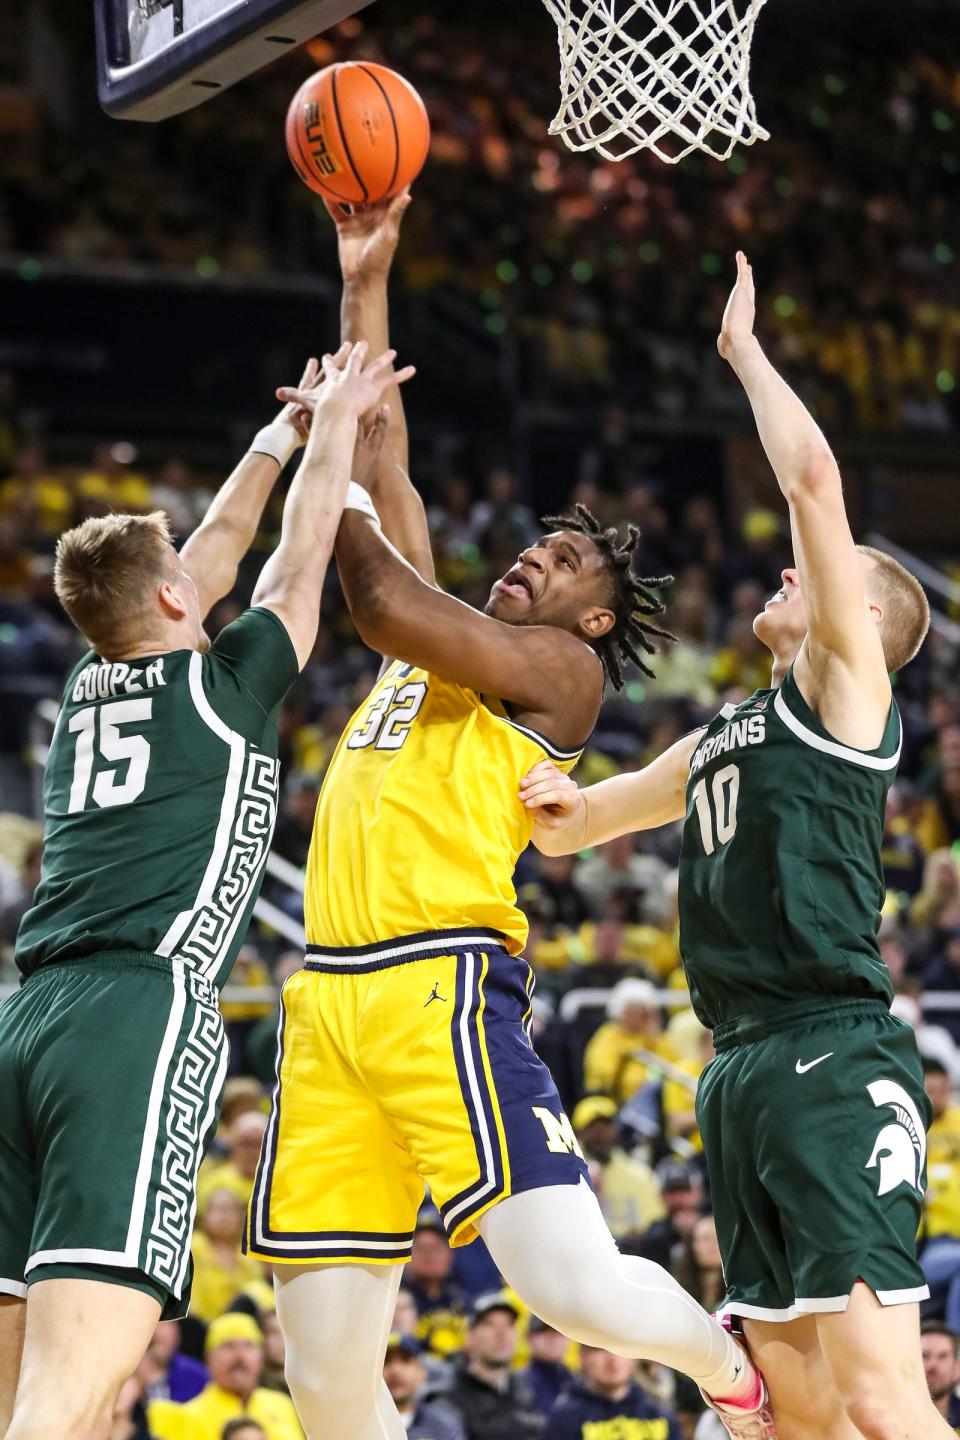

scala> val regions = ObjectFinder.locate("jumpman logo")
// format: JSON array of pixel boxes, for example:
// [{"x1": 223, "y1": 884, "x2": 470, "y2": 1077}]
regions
[{"x1": 424, "y1": 982, "x2": 447, "y2": 1008}]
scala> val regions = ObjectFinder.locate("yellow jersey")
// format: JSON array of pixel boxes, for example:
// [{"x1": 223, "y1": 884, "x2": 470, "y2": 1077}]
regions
[{"x1": 305, "y1": 661, "x2": 582, "y2": 955}]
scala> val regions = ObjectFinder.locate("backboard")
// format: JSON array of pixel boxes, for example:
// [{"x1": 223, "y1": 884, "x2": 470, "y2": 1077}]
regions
[{"x1": 95, "y1": 0, "x2": 374, "y2": 122}]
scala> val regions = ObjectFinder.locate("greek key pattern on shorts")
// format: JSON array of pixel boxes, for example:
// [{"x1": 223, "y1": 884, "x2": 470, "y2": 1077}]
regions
[
  {"x1": 176, "y1": 751, "x2": 280, "y2": 976},
  {"x1": 144, "y1": 1001, "x2": 225, "y2": 1287}
]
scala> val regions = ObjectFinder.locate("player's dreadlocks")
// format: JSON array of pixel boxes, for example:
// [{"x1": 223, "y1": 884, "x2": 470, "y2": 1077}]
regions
[{"x1": 540, "y1": 504, "x2": 675, "y2": 691}]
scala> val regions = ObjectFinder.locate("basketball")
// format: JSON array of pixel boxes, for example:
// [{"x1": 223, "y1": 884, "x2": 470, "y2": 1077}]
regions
[{"x1": 285, "y1": 62, "x2": 430, "y2": 205}]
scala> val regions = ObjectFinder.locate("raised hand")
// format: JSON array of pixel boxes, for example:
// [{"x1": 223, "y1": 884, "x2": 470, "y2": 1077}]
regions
[
  {"x1": 323, "y1": 191, "x2": 412, "y2": 283},
  {"x1": 278, "y1": 355, "x2": 322, "y2": 442},
  {"x1": 717, "y1": 250, "x2": 757, "y2": 362},
  {"x1": 518, "y1": 759, "x2": 585, "y2": 831},
  {"x1": 351, "y1": 406, "x2": 390, "y2": 493},
  {"x1": 278, "y1": 341, "x2": 415, "y2": 423}
]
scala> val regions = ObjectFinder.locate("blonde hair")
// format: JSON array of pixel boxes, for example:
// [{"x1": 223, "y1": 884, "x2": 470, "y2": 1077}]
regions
[
  {"x1": 857, "y1": 545, "x2": 930, "y2": 674},
  {"x1": 54, "y1": 511, "x2": 176, "y2": 654}
]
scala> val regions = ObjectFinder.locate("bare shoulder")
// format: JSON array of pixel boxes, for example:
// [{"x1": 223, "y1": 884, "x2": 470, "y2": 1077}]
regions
[
  {"x1": 792, "y1": 638, "x2": 892, "y2": 751},
  {"x1": 508, "y1": 626, "x2": 604, "y2": 751}
]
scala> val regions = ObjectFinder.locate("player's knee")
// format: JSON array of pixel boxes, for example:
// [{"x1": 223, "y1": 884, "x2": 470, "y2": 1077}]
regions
[
  {"x1": 7, "y1": 1391, "x2": 111, "y2": 1440},
  {"x1": 284, "y1": 1346, "x2": 379, "y2": 1425},
  {"x1": 843, "y1": 1384, "x2": 933, "y2": 1440}
]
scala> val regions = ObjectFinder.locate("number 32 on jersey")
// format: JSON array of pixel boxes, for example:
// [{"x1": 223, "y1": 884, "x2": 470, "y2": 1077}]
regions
[
  {"x1": 347, "y1": 674, "x2": 427, "y2": 753},
  {"x1": 691, "y1": 762, "x2": 739, "y2": 855}
]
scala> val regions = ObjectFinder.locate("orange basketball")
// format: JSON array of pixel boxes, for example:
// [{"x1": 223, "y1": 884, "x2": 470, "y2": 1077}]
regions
[{"x1": 285, "y1": 62, "x2": 430, "y2": 205}]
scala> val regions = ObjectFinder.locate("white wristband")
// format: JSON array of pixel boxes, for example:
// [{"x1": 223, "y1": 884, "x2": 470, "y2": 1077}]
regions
[
  {"x1": 345, "y1": 482, "x2": 381, "y2": 527},
  {"x1": 249, "y1": 418, "x2": 302, "y2": 469}
]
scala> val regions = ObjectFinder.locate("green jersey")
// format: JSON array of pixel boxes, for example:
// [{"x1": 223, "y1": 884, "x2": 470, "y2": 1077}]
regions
[
  {"x1": 16, "y1": 607, "x2": 299, "y2": 989},
  {"x1": 678, "y1": 665, "x2": 900, "y2": 1031}
]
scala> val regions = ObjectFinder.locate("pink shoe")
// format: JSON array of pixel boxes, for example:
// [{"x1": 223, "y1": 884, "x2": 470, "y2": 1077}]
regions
[{"x1": 699, "y1": 1313, "x2": 778, "y2": 1439}]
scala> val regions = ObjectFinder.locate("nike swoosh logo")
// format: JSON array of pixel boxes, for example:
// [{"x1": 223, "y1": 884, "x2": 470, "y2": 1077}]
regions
[{"x1": 795, "y1": 1053, "x2": 834, "y2": 1074}]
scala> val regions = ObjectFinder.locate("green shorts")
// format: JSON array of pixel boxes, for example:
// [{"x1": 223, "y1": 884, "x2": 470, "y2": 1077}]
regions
[
  {"x1": 0, "y1": 954, "x2": 228, "y2": 1320},
  {"x1": 697, "y1": 998, "x2": 931, "y2": 1323}
]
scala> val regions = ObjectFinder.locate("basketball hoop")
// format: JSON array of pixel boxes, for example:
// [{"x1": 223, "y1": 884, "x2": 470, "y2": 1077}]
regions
[{"x1": 541, "y1": 0, "x2": 770, "y2": 164}]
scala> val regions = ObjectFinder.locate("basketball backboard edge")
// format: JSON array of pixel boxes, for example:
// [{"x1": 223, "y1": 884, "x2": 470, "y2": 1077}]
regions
[{"x1": 96, "y1": 0, "x2": 374, "y2": 122}]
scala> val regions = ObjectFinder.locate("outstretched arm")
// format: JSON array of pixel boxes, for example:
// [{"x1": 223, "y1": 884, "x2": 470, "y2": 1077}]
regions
[
  {"x1": 326, "y1": 193, "x2": 436, "y2": 583},
  {"x1": 252, "y1": 343, "x2": 414, "y2": 669},
  {"x1": 718, "y1": 254, "x2": 890, "y2": 734},
  {"x1": 332, "y1": 510, "x2": 602, "y2": 751},
  {"x1": 519, "y1": 731, "x2": 702, "y2": 855},
  {"x1": 180, "y1": 358, "x2": 321, "y2": 619}
]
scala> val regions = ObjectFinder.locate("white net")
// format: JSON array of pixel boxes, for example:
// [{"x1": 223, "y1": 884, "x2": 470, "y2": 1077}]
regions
[{"x1": 542, "y1": 0, "x2": 769, "y2": 165}]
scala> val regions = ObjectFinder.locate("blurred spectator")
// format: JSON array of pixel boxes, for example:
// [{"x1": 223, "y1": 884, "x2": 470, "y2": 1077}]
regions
[
  {"x1": 218, "y1": 1077, "x2": 267, "y2": 1134},
  {"x1": 221, "y1": 1421, "x2": 268, "y2": 1440},
  {"x1": 543, "y1": 1347, "x2": 682, "y2": 1440},
  {"x1": 110, "y1": 1375, "x2": 154, "y2": 1440},
  {"x1": 149, "y1": 1314, "x2": 304, "y2": 1440},
  {"x1": 198, "y1": 1112, "x2": 268, "y2": 1213},
  {"x1": 445, "y1": 1292, "x2": 544, "y2": 1439},
  {"x1": 882, "y1": 784, "x2": 928, "y2": 900},
  {"x1": 0, "y1": 840, "x2": 41, "y2": 943},
  {"x1": 921, "y1": 1059, "x2": 960, "y2": 1327},
  {"x1": 923, "y1": 926, "x2": 960, "y2": 1044},
  {"x1": 673, "y1": 1214, "x2": 726, "y2": 1313},
  {"x1": 921, "y1": 1323, "x2": 960, "y2": 1429},
  {"x1": 574, "y1": 835, "x2": 670, "y2": 923},
  {"x1": 273, "y1": 775, "x2": 322, "y2": 869},
  {"x1": 909, "y1": 851, "x2": 960, "y2": 933},
  {"x1": 140, "y1": 1322, "x2": 209, "y2": 1404},
  {"x1": 625, "y1": 1162, "x2": 706, "y2": 1271},
  {"x1": 382, "y1": 1332, "x2": 467, "y2": 1440},
  {"x1": 190, "y1": 1188, "x2": 264, "y2": 1325},
  {"x1": 572, "y1": 1094, "x2": 665, "y2": 1238},
  {"x1": 889, "y1": 996, "x2": 960, "y2": 1084},
  {"x1": 520, "y1": 1316, "x2": 573, "y2": 1417},
  {"x1": 583, "y1": 979, "x2": 679, "y2": 1104},
  {"x1": 405, "y1": 1214, "x2": 469, "y2": 1358}
]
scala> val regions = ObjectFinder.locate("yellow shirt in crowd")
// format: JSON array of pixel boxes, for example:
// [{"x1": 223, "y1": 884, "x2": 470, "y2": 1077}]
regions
[
  {"x1": 188, "y1": 1231, "x2": 265, "y2": 1324},
  {"x1": 925, "y1": 1105, "x2": 960, "y2": 1239},
  {"x1": 196, "y1": 1160, "x2": 256, "y2": 1215},
  {"x1": 149, "y1": 1385, "x2": 304, "y2": 1440},
  {"x1": 583, "y1": 1022, "x2": 680, "y2": 1105},
  {"x1": 595, "y1": 1149, "x2": 666, "y2": 1239}
]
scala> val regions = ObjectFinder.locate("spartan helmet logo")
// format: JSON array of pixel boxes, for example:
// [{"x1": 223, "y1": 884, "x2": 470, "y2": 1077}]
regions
[{"x1": 865, "y1": 1079, "x2": 926, "y2": 1196}]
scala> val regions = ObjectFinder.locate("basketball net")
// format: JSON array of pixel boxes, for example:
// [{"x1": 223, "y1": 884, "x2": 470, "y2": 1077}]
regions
[{"x1": 541, "y1": 0, "x2": 769, "y2": 164}]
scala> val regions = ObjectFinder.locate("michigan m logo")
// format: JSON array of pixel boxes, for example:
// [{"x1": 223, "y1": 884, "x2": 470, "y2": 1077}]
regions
[
  {"x1": 532, "y1": 1107, "x2": 584, "y2": 1159},
  {"x1": 865, "y1": 1079, "x2": 926, "y2": 1196}
]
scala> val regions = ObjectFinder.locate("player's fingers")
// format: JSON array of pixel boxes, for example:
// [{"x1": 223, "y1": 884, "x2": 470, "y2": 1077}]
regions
[
  {"x1": 323, "y1": 197, "x2": 353, "y2": 224},
  {"x1": 276, "y1": 386, "x2": 311, "y2": 405},
  {"x1": 365, "y1": 348, "x2": 398, "y2": 377},
  {"x1": 392, "y1": 364, "x2": 416, "y2": 386},
  {"x1": 523, "y1": 788, "x2": 570, "y2": 811},
  {"x1": 347, "y1": 339, "x2": 370, "y2": 373},
  {"x1": 323, "y1": 344, "x2": 352, "y2": 377},
  {"x1": 387, "y1": 191, "x2": 412, "y2": 225},
  {"x1": 297, "y1": 356, "x2": 319, "y2": 387},
  {"x1": 520, "y1": 759, "x2": 563, "y2": 786}
]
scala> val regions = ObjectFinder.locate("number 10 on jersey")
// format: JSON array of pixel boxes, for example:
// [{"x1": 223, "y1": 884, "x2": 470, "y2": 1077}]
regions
[{"x1": 691, "y1": 762, "x2": 740, "y2": 855}]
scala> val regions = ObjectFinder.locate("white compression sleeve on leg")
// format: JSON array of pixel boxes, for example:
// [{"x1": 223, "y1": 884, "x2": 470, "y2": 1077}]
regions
[
  {"x1": 274, "y1": 1263, "x2": 405, "y2": 1440},
  {"x1": 478, "y1": 1180, "x2": 755, "y2": 1401}
]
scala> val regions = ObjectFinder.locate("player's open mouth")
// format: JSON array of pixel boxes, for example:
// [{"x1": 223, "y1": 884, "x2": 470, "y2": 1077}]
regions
[
  {"x1": 499, "y1": 570, "x2": 534, "y2": 601},
  {"x1": 765, "y1": 590, "x2": 787, "y2": 607}
]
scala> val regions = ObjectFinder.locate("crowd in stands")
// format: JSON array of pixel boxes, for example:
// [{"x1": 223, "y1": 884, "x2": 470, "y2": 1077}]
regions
[
  {"x1": 2, "y1": 403, "x2": 960, "y2": 1436},
  {"x1": 3, "y1": 7, "x2": 960, "y2": 431}
]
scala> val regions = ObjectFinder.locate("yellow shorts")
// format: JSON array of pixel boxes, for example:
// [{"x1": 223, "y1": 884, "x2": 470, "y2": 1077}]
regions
[{"x1": 245, "y1": 929, "x2": 588, "y2": 1266}]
